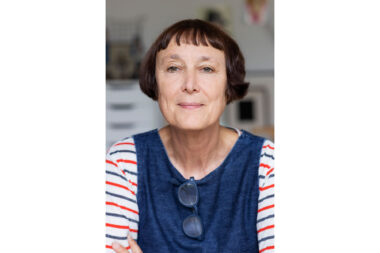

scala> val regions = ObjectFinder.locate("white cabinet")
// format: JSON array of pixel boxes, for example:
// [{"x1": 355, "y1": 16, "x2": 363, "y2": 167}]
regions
[{"x1": 106, "y1": 80, "x2": 165, "y2": 149}]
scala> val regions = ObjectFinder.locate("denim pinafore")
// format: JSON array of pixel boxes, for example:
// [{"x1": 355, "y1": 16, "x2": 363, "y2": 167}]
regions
[{"x1": 133, "y1": 129, "x2": 265, "y2": 253}]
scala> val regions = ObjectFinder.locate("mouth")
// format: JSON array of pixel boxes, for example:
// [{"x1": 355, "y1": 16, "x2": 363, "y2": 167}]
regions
[{"x1": 178, "y1": 102, "x2": 204, "y2": 109}]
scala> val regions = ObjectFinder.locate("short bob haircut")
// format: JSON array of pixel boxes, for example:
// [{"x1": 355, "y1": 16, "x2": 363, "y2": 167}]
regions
[{"x1": 139, "y1": 19, "x2": 249, "y2": 104}]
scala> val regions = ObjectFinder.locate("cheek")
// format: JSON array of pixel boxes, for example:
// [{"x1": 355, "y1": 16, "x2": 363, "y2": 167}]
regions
[
  {"x1": 205, "y1": 78, "x2": 227, "y2": 103},
  {"x1": 157, "y1": 83, "x2": 177, "y2": 117},
  {"x1": 157, "y1": 84, "x2": 176, "y2": 105},
  {"x1": 156, "y1": 73, "x2": 181, "y2": 98}
]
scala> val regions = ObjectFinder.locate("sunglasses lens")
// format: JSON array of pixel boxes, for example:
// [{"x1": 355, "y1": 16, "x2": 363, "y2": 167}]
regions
[
  {"x1": 183, "y1": 214, "x2": 203, "y2": 238},
  {"x1": 178, "y1": 182, "x2": 198, "y2": 206}
]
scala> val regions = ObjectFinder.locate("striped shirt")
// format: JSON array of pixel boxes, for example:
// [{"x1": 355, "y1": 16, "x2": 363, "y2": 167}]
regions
[{"x1": 106, "y1": 131, "x2": 275, "y2": 252}]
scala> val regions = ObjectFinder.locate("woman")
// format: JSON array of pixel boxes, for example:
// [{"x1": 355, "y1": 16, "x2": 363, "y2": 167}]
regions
[{"x1": 106, "y1": 19, "x2": 274, "y2": 253}]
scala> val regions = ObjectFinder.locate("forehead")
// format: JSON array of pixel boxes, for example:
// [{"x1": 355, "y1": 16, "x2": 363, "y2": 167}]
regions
[{"x1": 156, "y1": 37, "x2": 225, "y2": 62}]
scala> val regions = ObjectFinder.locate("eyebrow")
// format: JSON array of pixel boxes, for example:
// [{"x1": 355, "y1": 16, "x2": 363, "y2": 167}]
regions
[{"x1": 168, "y1": 54, "x2": 180, "y2": 60}]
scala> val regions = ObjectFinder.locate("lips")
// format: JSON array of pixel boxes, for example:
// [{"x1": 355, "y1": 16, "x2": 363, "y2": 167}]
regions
[{"x1": 178, "y1": 102, "x2": 204, "y2": 109}]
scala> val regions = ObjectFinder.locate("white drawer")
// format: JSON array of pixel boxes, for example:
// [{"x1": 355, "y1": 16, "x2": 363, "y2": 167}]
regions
[{"x1": 107, "y1": 107, "x2": 159, "y2": 123}]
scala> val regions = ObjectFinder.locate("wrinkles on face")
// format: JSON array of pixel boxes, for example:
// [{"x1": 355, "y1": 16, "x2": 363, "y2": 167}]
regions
[{"x1": 155, "y1": 38, "x2": 227, "y2": 131}]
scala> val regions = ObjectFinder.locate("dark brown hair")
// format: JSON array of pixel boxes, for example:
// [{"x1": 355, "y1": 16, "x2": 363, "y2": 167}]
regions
[{"x1": 139, "y1": 19, "x2": 249, "y2": 104}]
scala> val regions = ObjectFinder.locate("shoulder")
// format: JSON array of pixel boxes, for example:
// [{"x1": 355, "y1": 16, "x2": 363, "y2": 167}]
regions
[
  {"x1": 129, "y1": 129, "x2": 159, "y2": 147},
  {"x1": 258, "y1": 137, "x2": 274, "y2": 170},
  {"x1": 241, "y1": 129, "x2": 266, "y2": 142},
  {"x1": 258, "y1": 139, "x2": 275, "y2": 186},
  {"x1": 107, "y1": 136, "x2": 136, "y2": 159},
  {"x1": 260, "y1": 139, "x2": 275, "y2": 161},
  {"x1": 106, "y1": 128, "x2": 159, "y2": 167},
  {"x1": 132, "y1": 128, "x2": 158, "y2": 138},
  {"x1": 238, "y1": 130, "x2": 274, "y2": 167},
  {"x1": 107, "y1": 129, "x2": 157, "y2": 153},
  {"x1": 239, "y1": 129, "x2": 271, "y2": 151},
  {"x1": 106, "y1": 136, "x2": 138, "y2": 175}
]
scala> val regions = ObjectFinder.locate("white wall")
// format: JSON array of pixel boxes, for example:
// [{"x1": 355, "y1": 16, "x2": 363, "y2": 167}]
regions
[{"x1": 106, "y1": 0, "x2": 274, "y2": 71}]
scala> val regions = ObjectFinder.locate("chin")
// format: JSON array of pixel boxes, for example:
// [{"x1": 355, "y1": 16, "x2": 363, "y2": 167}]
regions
[
  {"x1": 161, "y1": 108, "x2": 223, "y2": 131},
  {"x1": 175, "y1": 124, "x2": 207, "y2": 131},
  {"x1": 171, "y1": 117, "x2": 217, "y2": 131}
]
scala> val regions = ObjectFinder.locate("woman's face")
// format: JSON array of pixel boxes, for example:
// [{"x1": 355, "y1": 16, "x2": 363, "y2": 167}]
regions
[{"x1": 155, "y1": 38, "x2": 227, "y2": 131}]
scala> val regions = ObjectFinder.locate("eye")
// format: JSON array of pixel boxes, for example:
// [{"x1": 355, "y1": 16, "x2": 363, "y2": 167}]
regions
[
  {"x1": 167, "y1": 66, "x2": 180, "y2": 72},
  {"x1": 202, "y1": 67, "x2": 214, "y2": 73}
]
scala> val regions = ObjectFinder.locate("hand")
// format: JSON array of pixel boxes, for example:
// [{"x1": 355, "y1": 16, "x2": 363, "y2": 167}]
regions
[{"x1": 112, "y1": 234, "x2": 143, "y2": 253}]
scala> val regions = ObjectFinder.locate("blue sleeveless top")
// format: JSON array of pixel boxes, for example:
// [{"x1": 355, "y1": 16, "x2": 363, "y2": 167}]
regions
[{"x1": 133, "y1": 129, "x2": 265, "y2": 252}]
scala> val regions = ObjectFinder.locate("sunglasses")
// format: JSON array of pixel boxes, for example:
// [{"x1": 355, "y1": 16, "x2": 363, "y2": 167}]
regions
[{"x1": 177, "y1": 177, "x2": 204, "y2": 240}]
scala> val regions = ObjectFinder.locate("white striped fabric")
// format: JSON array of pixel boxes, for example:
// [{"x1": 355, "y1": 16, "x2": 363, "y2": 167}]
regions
[
  {"x1": 257, "y1": 139, "x2": 275, "y2": 253},
  {"x1": 105, "y1": 136, "x2": 275, "y2": 253},
  {"x1": 106, "y1": 138, "x2": 138, "y2": 253}
]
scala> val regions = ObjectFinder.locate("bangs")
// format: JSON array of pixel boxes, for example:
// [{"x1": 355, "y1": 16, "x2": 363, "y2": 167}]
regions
[{"x1": 158, "y1": 25, "x2": 225, "y2": 52}]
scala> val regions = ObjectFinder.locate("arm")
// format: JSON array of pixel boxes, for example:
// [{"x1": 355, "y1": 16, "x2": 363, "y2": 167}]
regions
[
  {"x1": 257, "y1": 140, "x2": 275, "y2": 253},
  {"x1": 106, "y1": 138, "x2": 139, "y2": 253}
]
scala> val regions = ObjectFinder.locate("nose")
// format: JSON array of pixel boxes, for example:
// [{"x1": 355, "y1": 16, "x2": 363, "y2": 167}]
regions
[{"x1": 182, "y1": 70, "x2": 199, "y2": 94}]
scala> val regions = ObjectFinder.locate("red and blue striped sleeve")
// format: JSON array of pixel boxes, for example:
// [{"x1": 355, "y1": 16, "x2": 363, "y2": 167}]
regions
[
  {"x1": 105, "y1": 137, "x2": 139, "y2": 253},
  {"x1": 257, "y1": 139, "x2": 275, "y2": 253}
]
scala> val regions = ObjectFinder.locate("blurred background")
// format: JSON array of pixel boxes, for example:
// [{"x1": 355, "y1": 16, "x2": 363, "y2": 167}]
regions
[{"x1": 106, "y1": 0, "x2": 274, "y2": 149}]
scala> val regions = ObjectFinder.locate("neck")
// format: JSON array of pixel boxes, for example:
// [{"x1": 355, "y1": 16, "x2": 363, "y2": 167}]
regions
[{"x1": 159, "y1": 124, "x2": 238, "y2": 180}]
